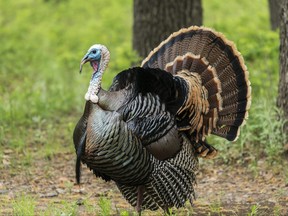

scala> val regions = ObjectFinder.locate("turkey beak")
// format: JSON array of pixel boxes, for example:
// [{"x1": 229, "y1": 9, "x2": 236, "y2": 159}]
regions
[{"x1": 79, "y1": 53, "x2": 90, "y2": 73}]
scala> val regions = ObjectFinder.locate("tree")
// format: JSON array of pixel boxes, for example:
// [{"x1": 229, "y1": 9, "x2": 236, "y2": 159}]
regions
[
  {"x1": 133, "y1": 0, "x2": 202, "y2": 58},
  {"x1": 277, "y1": 0, "x2": 288, "y2": 133},
  {"x1": 268, "y1": 0, "x2": 282, "y2": 30}
]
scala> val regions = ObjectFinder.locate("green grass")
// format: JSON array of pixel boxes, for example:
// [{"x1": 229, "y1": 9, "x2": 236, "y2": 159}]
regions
[
  {"x1": 0, "y1": 0, "x2": 135, "y2": 157},
  {"x1": 248, "y1": 203, "x2": 260, "y2": 216},
  {"x1": 42, "y1": 200, "x2": 78, "y2": 216},
  {"x1": 12, "y1": 194, "x2": 36, "y2": 216},
  {"x1": 99, "y1": 196, "x2": 112, "y2": 216},
  {"x1": 209, "y1": 200, "x2": 222, "y2": 215},
  {"x1": 273, "y1": 204, "x2": 282, "y2": 216},
  {"x1": 204, "y1": 0, "x2": 279, "y2": 97}
]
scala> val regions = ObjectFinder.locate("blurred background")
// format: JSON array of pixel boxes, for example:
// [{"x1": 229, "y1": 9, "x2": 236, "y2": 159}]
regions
[{"x1": 0, "y1": 0, "x2": 287, "y2": 215}]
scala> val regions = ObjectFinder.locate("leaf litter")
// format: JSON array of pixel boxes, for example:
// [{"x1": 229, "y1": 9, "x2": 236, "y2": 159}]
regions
[{"x1": 0, "y1": 150, "x2": 288, "y2": 215}]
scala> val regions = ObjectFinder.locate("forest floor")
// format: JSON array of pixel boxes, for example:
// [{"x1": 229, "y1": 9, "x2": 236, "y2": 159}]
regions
[{"x1": 1, "y1": 150, "x2": 288, "y2": 216}]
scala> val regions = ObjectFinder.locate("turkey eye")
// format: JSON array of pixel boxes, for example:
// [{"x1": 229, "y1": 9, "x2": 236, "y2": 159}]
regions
[{"x1": 92, "y1": 50, "x2": 97, "y2": 54}]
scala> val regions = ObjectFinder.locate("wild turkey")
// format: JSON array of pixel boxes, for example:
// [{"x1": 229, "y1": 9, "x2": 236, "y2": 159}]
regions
[{"x1": 73, "y1": 26, "x2": 251, "y2": 213}]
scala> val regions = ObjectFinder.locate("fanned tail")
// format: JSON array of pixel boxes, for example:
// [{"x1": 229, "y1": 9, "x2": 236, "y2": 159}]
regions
[{"x1": 141, "y1": 26, "x2": 251, "y2": 158}]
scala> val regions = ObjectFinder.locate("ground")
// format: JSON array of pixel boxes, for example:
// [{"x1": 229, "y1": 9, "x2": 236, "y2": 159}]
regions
[{"x1": 1, "y1": 150, "x2": 288, "y2": 216}]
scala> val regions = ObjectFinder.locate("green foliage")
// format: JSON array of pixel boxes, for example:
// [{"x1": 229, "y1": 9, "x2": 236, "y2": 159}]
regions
[
  {"x1": 273, "y1": 204, "x2": 282, "y2": 216},
  {"x1": 99, "y1": 196, "x2": 112, "y2": 216},
  {"x1": 120, "y1": 210, "x2": 131, "y2": 216},
  {"x1": 242, "y1": 100, "x2": 287, "y2": 161},
  {"x1": 0, "y1": 0, "x2": 135, "y2": 154},
  {"x1": 209, "y1": 200, "x2": 222, "y2": 215},
  {"x1": 82, "y1": 199, "x2": 98, "y2": 215},
  {"x1": 43, "y1": 200, "x2": 77, "y2": 216},
  {"x1": 12, "y1": 193, "x2": 36, "y2": 216},
  {"x1": 248, "y1": 203, "x2": 260, "y2": 216},
  {"x1": 204, "y1": 0, "x2": 279, "y2": 97}
]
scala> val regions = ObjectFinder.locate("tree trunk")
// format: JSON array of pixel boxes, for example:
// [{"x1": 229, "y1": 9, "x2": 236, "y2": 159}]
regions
[
  {"x1": 268, "y1": 0, "x2": 281, "y2": 30},
  {"x1": 133, "y1": 0, "x2": 202, "y2": 58},
  {"x1": 277, "y1": 0, "x2": 288, "y2": 133}
]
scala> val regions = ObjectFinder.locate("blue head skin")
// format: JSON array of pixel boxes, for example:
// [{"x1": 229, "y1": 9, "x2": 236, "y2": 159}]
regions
[
  {"x1": 79, "y1": 44, "x2": 110, "y2": 103},
  {"x1": 80, "y1": 46, "x2": 102, "y2": 73}
]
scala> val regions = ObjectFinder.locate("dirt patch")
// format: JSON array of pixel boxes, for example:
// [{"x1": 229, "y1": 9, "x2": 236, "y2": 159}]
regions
[{"x1": 1, "y1": 151, "x2": 288, "y2": 215}]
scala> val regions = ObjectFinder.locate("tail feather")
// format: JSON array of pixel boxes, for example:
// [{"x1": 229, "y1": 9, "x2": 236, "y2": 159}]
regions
[
  {"x1": 221, "y1": 75, "x2": 247, "y2": 93},
  {"x1": 190, "y1": 56, "x2": 209, "y2": 72},
  {"x1": 213, "y1": 125, "x2": 241, "y2": 141},
  {"x1": 141, "y1": 26, "x2": 251, "y2": 150},
  {"x1": 203, "y1": 77, "x2": 222, "y2": 95},
  {"x1": 218, "y1": 115, "x2": 248, "y2": 126},
  {"x1": 220, "y1": 100, "x2": 250, "y2": 116},
  {"x1": 208, "y1": 94, "x2": 222, "y2": 109},
  {"x1": 222, "y1": 86, "x2": 251, "y2": 106},
  {"x1": 200, "y1": 66, "x2": 217, "y2": 84}
]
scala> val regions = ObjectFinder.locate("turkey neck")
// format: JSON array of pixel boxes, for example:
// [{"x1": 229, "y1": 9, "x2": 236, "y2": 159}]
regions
[
  {"x1": 84, "y1": 68, "x2": 104, "y2": 102},
  {"x1": 85, "y1": 54, "x2": 108, "y2": 102}
]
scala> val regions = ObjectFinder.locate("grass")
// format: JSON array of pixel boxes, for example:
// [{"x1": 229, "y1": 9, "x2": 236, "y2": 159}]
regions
[
  {"x1": 248, "y1": 203, "x2": 260, "y2": 216},
  {"x1": 42, "y1": 200, "x2": 78, "y2": 216},
  {"x1": 204, "y1": 0, "x2": 279, "y2": 98},
  {"x1": 12, "y1": 194, "x2": 36, "y2": 216},
  {"x1": 99, "y1": 196, "x2": 112, "y2": 216},
  {"x1": 273, "y1": 205, "x2": 282, "y2": 216},
  {"x1": 209, "y1": 201, "x2": 222, "y2": 215},
  {"x1": 0, "y1": 0, "x2": 135, "y2": 157},
  {"x1": 0, "y1": 0, "x2": 287, "y2": 215}
]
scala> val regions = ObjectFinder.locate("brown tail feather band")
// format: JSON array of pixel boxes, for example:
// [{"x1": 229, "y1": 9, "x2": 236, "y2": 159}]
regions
[{"x1": 142, "y1": 25, "x2": 251, "y2": 148}]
